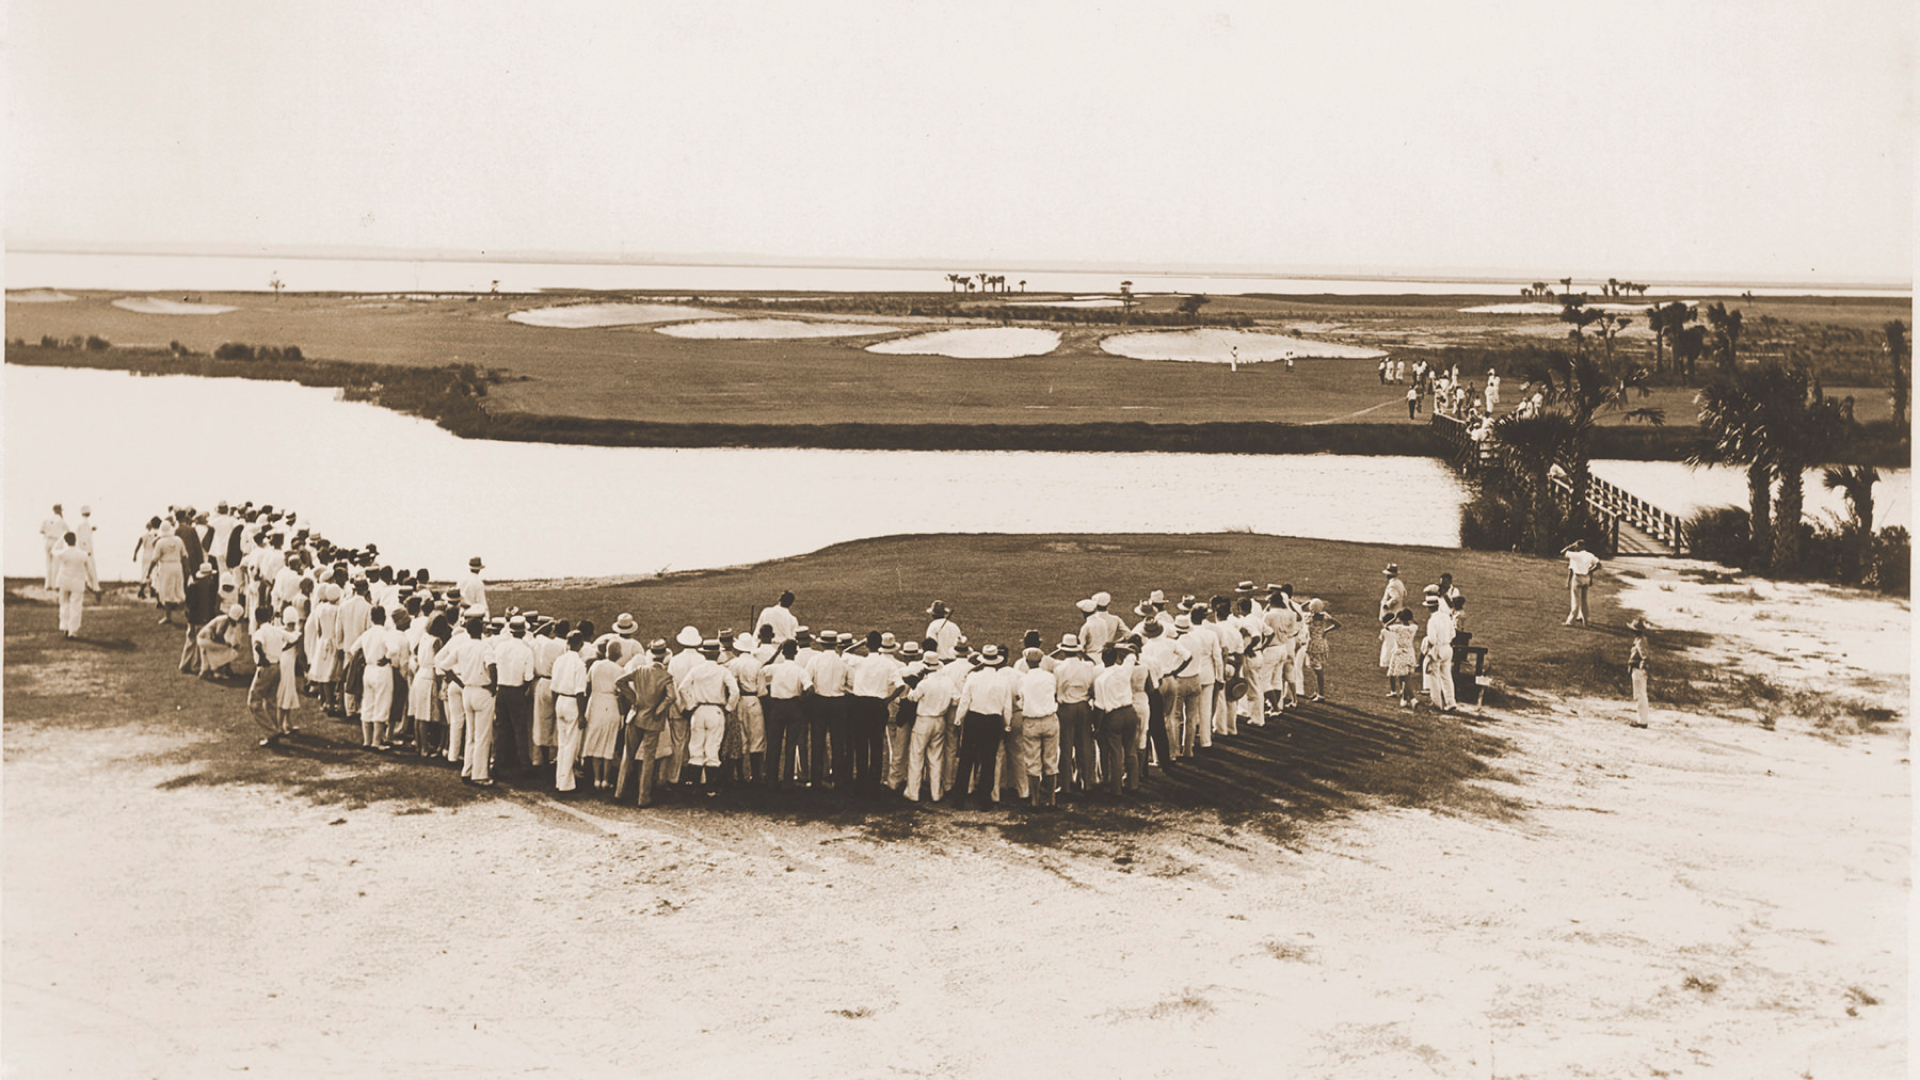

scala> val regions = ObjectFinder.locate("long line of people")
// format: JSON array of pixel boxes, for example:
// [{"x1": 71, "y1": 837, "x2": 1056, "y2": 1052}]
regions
[{"x1": 134, "y1": 500, "x2": 1472, "y2": 810}]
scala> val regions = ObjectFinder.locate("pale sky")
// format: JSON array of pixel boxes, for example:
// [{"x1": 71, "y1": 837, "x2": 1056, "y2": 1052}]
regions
[{"x1": 7, "y1": 0, "x2": 1914, "y2": 282}]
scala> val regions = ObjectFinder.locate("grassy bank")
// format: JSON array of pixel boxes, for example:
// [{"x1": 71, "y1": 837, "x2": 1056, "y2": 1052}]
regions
[{"x1": 13, "y1": 343, "x2": 1907, "y2": 464}]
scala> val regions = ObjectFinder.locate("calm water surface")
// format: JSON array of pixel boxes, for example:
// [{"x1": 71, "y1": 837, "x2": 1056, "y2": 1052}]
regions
[{"x1": 6, "y1": 367, "x2": 1472, "y2": 580}]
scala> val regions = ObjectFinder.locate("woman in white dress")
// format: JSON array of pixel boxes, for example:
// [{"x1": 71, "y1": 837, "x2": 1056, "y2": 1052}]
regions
[
  {"x1": 582, "y1": 642, "x2": 624, "y2": 791},
  {"x1": 150, "y1": 532, "x2": 188, "y2": 624},
  {"x1": 132, "y1": 518, "x2": 163, "y2": 599},
  {"x1": 305, "y1": 584, "x2": 342, "y2": 716}
]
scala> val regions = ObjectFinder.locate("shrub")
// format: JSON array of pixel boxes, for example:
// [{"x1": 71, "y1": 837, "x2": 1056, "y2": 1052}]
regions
[
  {"x1": 1458, "y1": 484, "x2": 1528, "y2": 552},
  {"x1": 39, "y1": 335, "x2": 57, "y2": 348},
  {"x1": 84, "y1": 335, "x2": 110, "y2": 351},
  {"x1": 213, "y1": 342, "x2": 255, "y2": 361},
  {"x1": 1682, "y1": 506, "x2": 1750, "y2": 568},
  {"x1": 1868, "y1": 527, "x2": 1909, "y2": 596}
]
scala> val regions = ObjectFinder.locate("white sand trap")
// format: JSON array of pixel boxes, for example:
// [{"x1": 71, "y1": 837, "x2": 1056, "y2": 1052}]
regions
[
  {"x1": 6, "y1": 289, "x2": 77, "y2": 303},
  {"x1": 1101, "y1": 328, "x2": 1386, "y2": 363},
  {"x1": 867, "y1": 327, "x2": 1061, "y2": 359},
  {"x1": 111, "y1": 297, "x2": 238, "y2": 315},
  {"x1": 657, "y1": 318, "x2": 902, "y2": 340},
  {"x1": 507, "y1": 303, "x2": 724, "y2": 328}
]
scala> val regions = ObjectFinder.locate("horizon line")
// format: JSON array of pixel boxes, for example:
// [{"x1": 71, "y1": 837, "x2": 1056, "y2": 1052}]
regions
[{"x1": 6, "y1": 241, "x2": 1912, "y2": 292}]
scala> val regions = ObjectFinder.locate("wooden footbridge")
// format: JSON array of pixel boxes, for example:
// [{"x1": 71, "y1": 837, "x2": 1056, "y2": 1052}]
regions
[{"x1": 1431, "y1": 413, "x2": 1687, "y2": 557}]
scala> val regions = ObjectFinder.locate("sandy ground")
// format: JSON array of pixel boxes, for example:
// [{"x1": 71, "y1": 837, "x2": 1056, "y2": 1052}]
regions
[
  {"x1": 1100, "y1": 328, "x2": 1387, "y2": 363},
  {"x1": 3, "y1": 565, "x2": 1907, "y2": 1078},
  {"x1": 109, "y1": 296, "x2": 240, "y2": 315},
  {"x1": 5, "y1": 289, "x2": 77, "y2": 303},
  {"x1": 656, "y1": 318, "x2": 904, "y2": 339},
  {"x1": 505, "y1": 302, "x2": 728, "y2": 328},
  {"x1": 867, "y1": 327, "x2": 1062, "y2": 358}
]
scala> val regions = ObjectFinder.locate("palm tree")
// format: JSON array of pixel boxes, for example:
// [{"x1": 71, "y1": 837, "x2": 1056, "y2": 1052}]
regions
[
  {"x1": 1592, "y1": 311, "x2": 1632, "y2": 365},
  {"x1": 945, "y1": 273, "x2": 963, "y2": 292},
  {"x1": 1884, "y1": 320, "x2": 1909, "y2": 429},
  {"x1": 269, "y1": 273, "x2": 285, "y2": 300},
  {"x1": 1490, "y1": 412, "x2": 1580, "y2": 553},
  {"x1": 1558, "y1": 301, "x2": 1604, "y2": 356},
  {"x1": 1520, "y1": 349, "x2": 1663, "y2": 538},
  {"x1": 1823, "y1": 464, "x2": 1878, "y2": 575},
  {"x1": 1704, "y1": 303, "x2": 1743, "y2": 370},
  {"x1": 1690, "y1": 371, "x2": 1774, "y2": 569},
  {"x1": 1018, "y1": 279, "x2": 1027, "y2": 293}
]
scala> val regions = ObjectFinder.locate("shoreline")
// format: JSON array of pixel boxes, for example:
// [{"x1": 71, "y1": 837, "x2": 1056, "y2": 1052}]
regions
[{"x1": 9, "y1": 345, "x2": 1908, "y2": 464}]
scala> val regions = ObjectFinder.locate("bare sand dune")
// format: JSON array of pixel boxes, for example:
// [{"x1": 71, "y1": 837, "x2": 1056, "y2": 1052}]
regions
[
  {"x1": 5, "y1": 289, "x2": 76, "y2": 303},
  {"x1": 507, "y1": 303, "x2": 726, "y2": 328},
  {"x1": 110, "y1": 297, "x2": 238, "y2": 315},
  {"x1": 656, "y1": 319, "x2": 903, "y2": 340},
  {"x1": 1101, "y1": 328, "x2": 1386, "y2": 363},
  {"x1": 867, "y1": 327, "x2": 1061, "y2": 359}
]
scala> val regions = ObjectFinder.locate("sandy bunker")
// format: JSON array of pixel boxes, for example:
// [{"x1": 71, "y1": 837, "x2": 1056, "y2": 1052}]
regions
[
  {"x1": 656, "y1": 318, "x2": 903, "y2": 339},
  {"x1": 110, "y1": 297, "x2": 239, "y2": 315},
  {"x1": 6, "y1": 289, "x2": 77, "y2": 303},
  {"x1": 1101, "y1": 328, "x2": 1386, "y2": 363},
  {"x1": 867, "y1": 327, "x2": 1062, "y2": 359},
  {"x1": 507, "y1": 302, "x2": 727, "y2": 328}
]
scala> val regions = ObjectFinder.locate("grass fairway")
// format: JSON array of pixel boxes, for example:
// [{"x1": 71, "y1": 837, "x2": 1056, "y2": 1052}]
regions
[
  {"x1": 7, "y1": 290, "x2": 1899, "y2": 432},
  {"x1": 4, "y1": 533, "x2": 1639, "y2": 834}
]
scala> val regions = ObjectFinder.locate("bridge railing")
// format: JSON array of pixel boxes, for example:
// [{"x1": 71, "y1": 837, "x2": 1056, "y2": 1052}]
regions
[{"x1": 1432, "y1": 412, "x2": 1685, "y2": 555}]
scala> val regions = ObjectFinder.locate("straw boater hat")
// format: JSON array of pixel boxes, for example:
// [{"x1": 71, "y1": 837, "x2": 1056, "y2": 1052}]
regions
[
  {"x1": 507, "y1": 615, "x2": 528, "y2": 632},
  {"x1": 794, "y1": 626, "x2": 813, "y2": 645},
  {"x1": 1235, "y1": 581, "x2": 1256, "y2": 593},
  {"x1": 898, "y1": 641, "x2": 923, "y2": 660},
  {"x1": 879, "y1": 632, "x2": 899, "y2": 652},
  {"x1": 698, "y1": 638, "x2": 721, "y2": 655},
  {"x1": 978, "y1": 644, "x2": 1005, "y2": 666},
  {"x1": 649, "y1": 639, "x2": 670, "y2": 657},
  {"x1": 1075, "y1": 598, "x2": 1097, "y2": 614},
  {"x1": 1172, "y1": 614, "x2": 1192, "y2": 634},
  {"x1": 675, "y1": 625, "x2": 702, "y2": 648},
  {"x1": 469, "y1": 556, "x2": 485, "y2": 570},
  {"x1": 1057, "y1": 633, "x2": 1081, "y2": 653},
  {"x1": 1383, "y1": 563, "x2": 1400, "y2": 576},
  {"x1": 926, "y1": 600, "x2": 950, "y2": 617},
  {"x1": 612, "y1": 613, "x2": 637, "y2": 634}
]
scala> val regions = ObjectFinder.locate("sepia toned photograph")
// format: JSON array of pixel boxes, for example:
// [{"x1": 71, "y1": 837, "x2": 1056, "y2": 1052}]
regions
[{"x1": 4, "y1": 2, "x2": 1911, "y2": 1076}]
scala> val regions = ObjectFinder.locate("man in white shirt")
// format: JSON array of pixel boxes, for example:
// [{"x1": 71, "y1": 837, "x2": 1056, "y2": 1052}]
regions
[
  {"x1": 436, "y1": 615, "x2": 498, "y2": 785},
  {"x1": 1078, "y1": 591, "x2": 1127, "y2": 656},
  {"x1": 954, "y1": 645, "x2": 1012, "y2": 808},
  {"x1": 936, "y1": 641, "x2": 975, "y2": 799},
  {"x1": 663, "y1": 625, "x2": 704, "y2": 784},
  {"x1": 51, "y1": 532, "x2": 92, "y2": 638},
  {"x1": 754, "y1": 590, "x2": 799, "y2": 646},
  {"x1": 761, "y1": 640, "x2": 813, "y2": 788},
  {"x1": 1185, "y1": 608, "x2": 1224, "y2": 749},
  {"x1": 1562, "y1": 540, "x2": 1601, "y2": 627},
  {"x1": 548, "y1": 631, "x2": 589, "y2": 793},
  {"x1": 1144, "y1": 618, "x2": 1195, "y2": 761},
  {"x1": 902, "y1": 643, "x2": 954, "y2": 803},
  {"x1": 73, "y1": 506, "x2": 99, "y2": 591},
  {"x1": 848, "y1": 631, "x2": 904, "y2": 790},
  {"x1": 528, "y1": 619, "x2": 567, "y2": 767},
  {"x1": 676, "y1": 639, "x2": 739, "y2": 790},
  {"x1": 1091, "y1": 643, "x2": 1141, "y2": 795},
  {"x1": 492, "y1": 616, "x2": 538, "y2": 772},
  {"x1": 923, "y1": 601, "x2": 962, "y2": 659},
  {"x1": 208, "y1": 503, "x2": 237, "y2": 572},
  {"x1": 1014, "y1": 648, "x2": 1062, "y2": 808},
  {"x1": 1052, "y1": 635, "x2": 1099, "y2": 793},
  {"x1": 725, "y1": 632, "x2": 768, "y2": 783},
  {"x1": 40, "y1": 504, "x2": 67, "y2": 588},
  {"x1": 1424, "y1": 593, "x2": 1458, "y2": 711},
  {"x1": 808, "y1": 631, "x2": 852, "y2": 787},
  {"x1": 456, "y1": 556, "x2": 489, "y2": 620}
]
